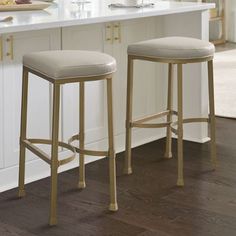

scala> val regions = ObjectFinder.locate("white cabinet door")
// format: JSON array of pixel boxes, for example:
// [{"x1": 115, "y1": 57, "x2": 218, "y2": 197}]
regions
[
  {"x1": 61, "y1": 18, "x2": 165, "y2": 152},
  {"x1": 112, "y1": 18, "x2": 163, "y2": 135},
  {"x1": 2, "y1": 29, "x2": 61, "y2": 168},
  {"x1": 62, "y1": 24, "x2": 107, "y2": 147},
  {"x1": 0, "y1": 50, "x2": 3, "y2": 169}
]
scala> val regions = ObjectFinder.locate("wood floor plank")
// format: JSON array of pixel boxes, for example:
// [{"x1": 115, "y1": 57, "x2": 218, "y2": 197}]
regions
[
  {"x1": 0, "y1": 118, "x2": 236, "y2": 236},
  {"x1": 0, "y1": 221, "x2": 36, "y2": 236}
]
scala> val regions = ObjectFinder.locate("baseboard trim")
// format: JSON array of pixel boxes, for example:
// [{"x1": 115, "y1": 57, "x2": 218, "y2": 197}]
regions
[
  {"x1": 185, "y1": 136, "x2": 210, "y2": 144},
  {"x1": 172, "y1": 134, "x2": 210, "y2": 144}
]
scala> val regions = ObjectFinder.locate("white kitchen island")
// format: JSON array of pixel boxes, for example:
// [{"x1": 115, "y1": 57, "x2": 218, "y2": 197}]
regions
[{"x1": 0, "y1": 0, "x2": 214, "y2": 191}]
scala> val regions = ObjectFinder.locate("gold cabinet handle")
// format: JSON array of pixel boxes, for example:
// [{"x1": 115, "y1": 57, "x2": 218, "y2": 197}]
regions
[
  {"x1": 105, "y1": 24, "x2": 113, "y2": 43},
  {"x1": 113, "y1": 23, "x2": 121, "y2": 43},
  {"x1": 0, "y1": 36, "x2": 3, "y2": 61},
  {"x1": 6, "y1": 35, "x2": 13, "y2": 60}
]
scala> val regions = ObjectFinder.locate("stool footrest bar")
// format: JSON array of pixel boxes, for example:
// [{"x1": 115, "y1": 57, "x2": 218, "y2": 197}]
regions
[
  {"x1": 183, "y1": 118, "x2": 209, "y2": 124},
  {"x1": 22, "y1": 139, "x2": 51, "y2": 165},
  {"x1": 170, "y1": 117, "x2": 209, "y2": 134},
  {"x1": 68, "y1": 134, "x2": 109, "y2": 157},
  {"x1": 68, "y1": 134, "x2": 80, "y2": 144},
  {"x1": 132, "y1": 110, "x2": 171, "y2": 124},
  {"x1": 130, "y1": 110, "x2": 172, "y2": 129},
  {"x1": 21, "y1": 139, "x2": 76, "y2": 166},
  {"x1": 75, "y1": 148, "x2": 108, "y2": 157},
  {"x1": 132, "y1": 122, "x2": 171, "y2": 129}
]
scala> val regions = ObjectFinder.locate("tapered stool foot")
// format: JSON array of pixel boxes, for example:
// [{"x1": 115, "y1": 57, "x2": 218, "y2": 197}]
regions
[
  {"x1": 164, "y1": 152, "x2": 172, "y2": 159},
  {"x1": 211, "y1": 160, "x2": 218, "y2": 171},
  {"x1": 109, "y1": 203, "x2": 118, "y2": 212},
  {"x1": 18, "y1": 189, "x2": 26, "y2": 198},
  {"x1": 177, "y1": 179, "x2": 184, "y2": 187},
  {"x1": 78, "y1": 181, "x2": 86, "y2": 189},
  {"x1": 49, "y1": 217, "x2": 58, "y2": 226},
  {"x1": 123, "y1": 167, "x2": 132, "y2": 175}
]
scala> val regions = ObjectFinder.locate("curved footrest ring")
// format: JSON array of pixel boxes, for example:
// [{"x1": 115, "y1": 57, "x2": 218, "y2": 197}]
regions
[
  {"x1": 22, "y1": 138, "x2": 76, "y2": 166},
  {"x1": 128, "y1": 110, "x2": 209, "y2": 137},
  {"x1": 132, "y1": 122, "x2": 171, "y2": 129},
  {"x1": 170, "y1": 118, "x2": 209, "y2": 135},
  {"x1": 68, "y1": 134, "x2": 109, "y2": 157},
  {"x1": 130, "y1": 110, "x2": 172, "y2": 129}
]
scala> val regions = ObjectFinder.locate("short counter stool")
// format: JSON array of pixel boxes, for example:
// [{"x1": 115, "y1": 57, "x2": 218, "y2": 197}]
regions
[
  {"x1": 18, "y1": 50, "x2": 118, "y2": 225},
  {"x1": 124, "y1": 37, "x2": 216, "y2": 186}
]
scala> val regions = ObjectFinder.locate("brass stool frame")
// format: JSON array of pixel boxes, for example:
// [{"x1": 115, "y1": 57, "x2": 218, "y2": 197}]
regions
[
  {"x1": 18, "y1": 66, "x2": 118, "y2": 226},
  {"x1": 124, "y1": 54, "x2": 217, "y2": 187}
]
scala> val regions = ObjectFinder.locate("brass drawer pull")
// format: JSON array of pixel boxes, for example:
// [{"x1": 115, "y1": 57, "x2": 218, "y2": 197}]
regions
[
  {"x1": 6, "y1": 35, "x2": 13, "y2": 60},
  {"x1": 113, "y1": 23, "x2": 121, "y2": 43},
  {"x1": 106, "y1": 24, "x2": 113, "y2": 43}
]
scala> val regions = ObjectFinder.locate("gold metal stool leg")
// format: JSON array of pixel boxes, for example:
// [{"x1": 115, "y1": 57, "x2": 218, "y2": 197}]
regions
[
  {"x1": 208, "y1": 60, "x2": 217, "y2": 169},
  {"x1": 124, "y1": 56, "x2": 134, "y2": 175},
  {"x1": 107, "y1": 78, "x2": 118, "y2": 211},
  {"x1": 78, "y1": 82, "x2": 86, "y2": 189},
  {"x1": 165, "y1": 63, "x2": 173, "y2": 159},
  {"x1": 49, "y1": 84, "x2": 60, "y2": 226},
  {"x1": 18, "y1": 68, "x2": 29, "y2": 198},
  {"x1": 177, "y1": 64, "x2": 184, "y2": 187}
]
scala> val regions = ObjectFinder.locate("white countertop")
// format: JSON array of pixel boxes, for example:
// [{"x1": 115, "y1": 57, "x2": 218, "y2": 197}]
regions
[{"x1": 0, "y1": 0, "x2": 215, "y2": 34}]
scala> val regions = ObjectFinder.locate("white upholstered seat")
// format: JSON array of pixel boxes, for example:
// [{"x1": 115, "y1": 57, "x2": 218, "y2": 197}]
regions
[
  {"x1": 23, "y1": 50, "x2": 116, "y2": 80},
  {"x1": 128, "y1": 37, "x2": 215, "y2": 60}
]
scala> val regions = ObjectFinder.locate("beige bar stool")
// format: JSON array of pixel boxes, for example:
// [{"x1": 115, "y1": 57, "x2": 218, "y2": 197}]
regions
[
  {"x1": 18, "y1": 50, "x2": 118, "y2": 225},
  {"x1": 124, "y1": 37, "x2": 216, "y2": 186}
]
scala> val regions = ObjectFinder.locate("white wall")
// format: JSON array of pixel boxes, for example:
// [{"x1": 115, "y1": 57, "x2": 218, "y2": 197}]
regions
[
  {"x1": 225, "y1": 0, "x2": 236, "y2": 42},
  {"x1": 174, "y1": 0, "x2": 236, "y2": 42}
]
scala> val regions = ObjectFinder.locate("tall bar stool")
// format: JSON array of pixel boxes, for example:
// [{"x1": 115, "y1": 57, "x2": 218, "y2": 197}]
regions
[
  {"x1": 18, "y1": 50, "x2": 118, "y2": 225},
  {"x1": 124, "y1": 37, "x2": 216, "y2": 186}
]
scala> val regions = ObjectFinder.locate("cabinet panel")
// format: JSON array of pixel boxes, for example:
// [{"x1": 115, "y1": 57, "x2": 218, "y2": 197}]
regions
[
  {"x1": 112, "y1": 18, "x2": 162, "y2": 134},
  {"x1": 62, "y1": 24, "x2": 106, "y2": 144},
  {"x1": 0, "y1": 61, "x2": 3, "y2": 169},
  {"x1": 61, "y1": 18, "x2": 164, "y2": 144},
  {"x1": 2, "y1": 29, "x2": 61, "y2": 168}
]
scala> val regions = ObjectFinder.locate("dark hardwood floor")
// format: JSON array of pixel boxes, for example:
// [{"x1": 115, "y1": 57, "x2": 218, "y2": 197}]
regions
[{"x1": 0, "y1": 117, "x2": 236, "y2": 236}]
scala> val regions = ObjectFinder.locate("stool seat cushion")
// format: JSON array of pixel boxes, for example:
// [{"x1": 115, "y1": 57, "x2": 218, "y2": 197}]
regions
[
  {"x1": 23, "y1": 50, "x2": 116, "y2": 79},
  {"x1": 128, "y1": 37, "x2": 215, "y2": 60}
]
